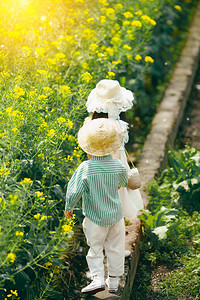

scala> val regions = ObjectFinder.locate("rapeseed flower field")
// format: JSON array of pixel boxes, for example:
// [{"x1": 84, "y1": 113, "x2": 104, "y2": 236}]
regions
[{"x1": 0, "y1": 0, "x2": 192, "y2": 298}]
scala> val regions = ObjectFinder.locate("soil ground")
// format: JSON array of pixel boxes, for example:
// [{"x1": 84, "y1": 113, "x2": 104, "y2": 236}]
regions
[{"x1": 177, "y1": 65, "x2": 200, "y2": 151}]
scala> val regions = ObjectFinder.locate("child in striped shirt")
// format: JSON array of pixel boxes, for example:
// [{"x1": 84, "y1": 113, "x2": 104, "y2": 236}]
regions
[{"x1": 65, "y1": 118, "x2": 128, "y2": 295}]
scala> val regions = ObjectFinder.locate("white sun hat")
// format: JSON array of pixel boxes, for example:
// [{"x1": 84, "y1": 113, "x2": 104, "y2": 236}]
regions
[
  {"x1": 78, "y1": 118, "x2": 123, "y2": 156},
  {"x1": 86, "y1": 79, "x2": 134, "y2": 119}
]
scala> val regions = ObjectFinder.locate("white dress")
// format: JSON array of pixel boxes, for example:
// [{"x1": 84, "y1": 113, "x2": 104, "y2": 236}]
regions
[{"x1": 115, "y1": 120, "x2": 144, "y2": 219}]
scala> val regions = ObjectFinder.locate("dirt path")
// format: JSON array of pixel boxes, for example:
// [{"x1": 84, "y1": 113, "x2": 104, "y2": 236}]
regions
[{"x1": 177, "y1": 65, "x2": 200, "y2": 150}]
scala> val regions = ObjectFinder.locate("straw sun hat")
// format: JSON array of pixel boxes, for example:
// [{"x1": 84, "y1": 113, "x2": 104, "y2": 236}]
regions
[
  {"x1": 86, "y1": 79, "x2": 134, "y2": 119},
  {"x1": 78, "y1": 118, "x2": 123, "y2": 156}
]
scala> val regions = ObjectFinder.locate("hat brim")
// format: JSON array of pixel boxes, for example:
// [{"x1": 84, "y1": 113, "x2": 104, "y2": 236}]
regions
[
  {"x1": 86, "y1": 86, "x2": 134, "y2": 115},
  {"x1": 78, "y1": 119, "x2": 123, "y2": 156}
]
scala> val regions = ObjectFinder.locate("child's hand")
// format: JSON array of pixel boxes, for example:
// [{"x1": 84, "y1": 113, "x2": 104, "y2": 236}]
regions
[{"x1": 64, "y1": 210, "x2": 73, "y2": 219}]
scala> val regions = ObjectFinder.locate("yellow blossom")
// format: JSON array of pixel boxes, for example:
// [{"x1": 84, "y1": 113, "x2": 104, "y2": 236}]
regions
[
  {"x1": 57, "y1": 117, "x2": 66, "y2": 124},
  {"x1": 47, "y1": 129, "x2": 56, "y2": 138},
  {"x1": 87, "y1": 17, "x2": 95, "y2": 23},
  {"x1": 105, "y1": 8, "x2": 115, "y2": 17},
  {"x1": 54, "y1": 52, "x2": 66, "y2": 60},
  {"x1": 135, "y1": 11, "x2": 142, "y2": 15},
  {"x1": 46, "y1": 58, "x2": 56, "y2": 65},
  {"x1": 123, "y1": 20, "x2": 130, "y2": 26},
  {"x1": 45, "y1": 262, "x2": 53, "y2": 267},
  {"x1": 89, "y1": 43, "x2": 99, "y2": 52},
  {"x1": 107, "y1": 71, "x2": 115, "y2": 78},
  {"x1": 35, "y1": 47, "x2": 45, "y2": 57},
  {"x1": 37, "y1": 69, "x2": 48, "y2": 76},
  {"x1": 105, "y1": 47, "x2": 114, "y2": 56},
  {"x1": 99, "y1": 16, "x2": 106, "y2": 24},
  {"x1": 6, "y1": 106, "x2": 13, "y2": 116},
  {"x1": 114, "y1": 3, "x2": 123, "y2": 10},
  {"x1": 145, "y1": 56, "x2": 154, "y2": 63},
  {"x1": 131, "y1": 20, "x2": 142, "y2": 27},
  {"x1": 7, "y1": 252, "x2": 16, "y2": 263},
  {"x1": 11, "y1": 290, "x2": 18, "y2": 296},
  {"x1": 34, "y1": 213, "x2": 41, "y2": 219},
  {"x1": 35, "y1": 191, "x2": 44, "y2": 197},
  {"x1": 13, "y1": 86, "x2": 25, "y2": 98},
  {"x1": 123, "y1": 44, "x2": 132, "y2": 50},
  {"x1": 135, "y1": 54, "x2": 142, "y2": 61},
  {"x1": 0, "y1": 167, "x2": 10, "y2": 176},
  {"x1": 111, "y1": 35, "x2": 120, "y2": 44},
  {"x1": 82, "y1": 62, "x2": 89, "y2": 69},
  {"x1": 62, "y1": 224, "x2": 73, "y2": 233},
  {"x1": 174, "y1": 5, "x2": 182, "y2": 12},
  {"x1": 20, "y1": 178, "x2": 33, "y2": 185},
  {"x1": 16, "y1": 231, "x2": 24, "y2": 237},
  {"x1": 112, "y1": 60, "x2": 121, "y2": 65},
  {"x1": 124, "y1": 11, "x2": 133, "y2": 18},
  {"x1": 80, "y1": 72, "x2": 92, "y2": 83},
  {"x1": 66, "y1": 119, "x2": 74, "y2": 128}
]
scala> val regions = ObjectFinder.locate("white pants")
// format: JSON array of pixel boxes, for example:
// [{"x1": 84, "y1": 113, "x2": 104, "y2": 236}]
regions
[{"x1": 82, "y1": 217, "x2": 125, "y2": 284}]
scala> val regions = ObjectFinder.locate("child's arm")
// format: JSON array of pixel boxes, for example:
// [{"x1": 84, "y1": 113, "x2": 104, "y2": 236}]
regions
[
  {"x1": 65, "y1": 163, "x2": 86, "y2": 214},
  {"x1": 64, "y1": 210, "x2": 73, "y2": 219}
]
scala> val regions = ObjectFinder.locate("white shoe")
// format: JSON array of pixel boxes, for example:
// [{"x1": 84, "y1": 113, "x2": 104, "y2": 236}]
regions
[
  {"x1": 125, "y1": 250, "x2": 131, "y2": 257},
  {"x1": 81, "y1": 275, "x2": 105, "y2": 294},
  {"x1": 105, "y1": 276, "x2": 119, "y2": 293}
]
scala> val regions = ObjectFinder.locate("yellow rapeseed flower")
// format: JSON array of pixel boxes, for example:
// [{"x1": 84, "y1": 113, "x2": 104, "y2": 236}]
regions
[
  {"x1": 11, "y1": 290, "x2": 18, "y2": 296},
  {"x1": 87, "y1": 17, "x2": 95, "y2": 23},
  {"x1": 107, "y1": 71, "x2": 115, "y2": 78},
  {"x1": 114, "y1": 3, "x2": 123, "y2": 10},
  {"x1": 123, "y1": 44, "x2": 132, "y2": 50},
  {"x1": 66, "y1": 119, "x2": 74, "y2": 129},
  {"x1": 99, "y1": 16, "x2": 106, "y2": 24},
  {"x1": 7, "y1": 252, "x2": 16, "y2": 263},
  {"x1": 34, "y1": 213, "x2": 41, "y2": 219},
  {"x1": 6, "y1": 106, "x2": 13, "y2": 115},
  {"x1": 62, "y1": 224, "x2": 73, "y2": 233},
  {"x1": 37, "y1": 69, "x2": 48, "y2": 76},
  {"x1": 89, "y1": 43, "x2": 99, "y2": 52},
  {"x1": 135, "y1": 54, "x2": 142, "y2": 61},
  {"x1": 54, "y1": 52, "x2": 66, "y2": 60},
  {"x1": 174, "y1": 5, "x2": 182, "y2": 12},
  {"x1": 131, "y1": 20, "x2": 142, "y2": 28},
  {"x1": 106, "y1": 47, "x2": 114, "y2": 56},
  {"x1": 105, "y1": 8, "x2": 115, "y2": 17},
  {"x1": 80, "y1": 72, "x2": 92, "y2": 83},
  {"x1": 82, "y1": 62, "x2": 89, "y2": 69},
  {"x1": 57, "y1": 117, "x2": 66, "y2": 124},
  {"x1": 47, "y1": 129, "x2": 56, "y2": 138},
  {"x1": 35, "y1": 191, "x2": 44, "y2": 197},
  {"x1": 59, "y1": 85, "x2": 71, "y2": 96},
  {"x1": 112, "y1": 59, "x2": 121, "y2": 65},
  {"x1": 145, "y1": 56, "x2": 154, "y2": 63},
  {"x1": 124, "y1": 11, "x2": 133, "y2": 18},
  {"x1": 135, "y1": 11, "x2": 142, "y2": 15},
  {"x1": 98, "y1": 0, "x2": 109, "y2": 6},
  {"x1": 123, "y1": 20, "x2": 130, "y2": 26},
  {"x1": 20, "y1": 178, "x2": 33, "y2": 185},
  {"x1": 35, "y1": 47, "x2": 45, "y2": 57},
  {"x1": 13, "y1": 86, "x2": 25, "y2": 98},
  {"x1": 16, "y1": 231, "x2": 24, "y2": 237},
  {"x1": 111, "y1": 36, "x2": 120, "y2": 44}
]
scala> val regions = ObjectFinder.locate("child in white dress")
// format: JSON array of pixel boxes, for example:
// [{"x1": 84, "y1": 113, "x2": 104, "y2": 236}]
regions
[{"x1": 85, "y1": 79, "x2": 144, "y2": 219}]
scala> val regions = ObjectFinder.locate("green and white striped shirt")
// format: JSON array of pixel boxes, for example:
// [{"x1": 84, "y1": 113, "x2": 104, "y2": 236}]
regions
[{"x1": 65, "y1": 155, "x2": 128, "y2": 226}]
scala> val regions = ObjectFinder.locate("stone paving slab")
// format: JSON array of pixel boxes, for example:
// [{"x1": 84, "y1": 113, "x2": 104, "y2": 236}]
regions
[{"x1": 86, "y1": 2, "x2": 200, "y2": 299}]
